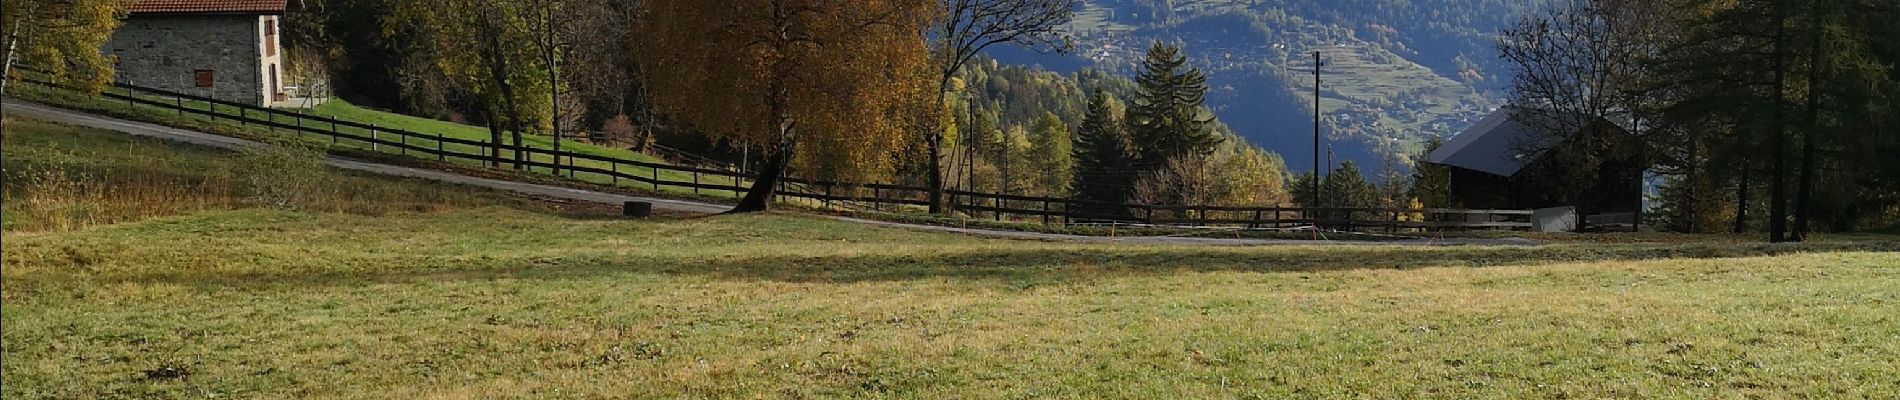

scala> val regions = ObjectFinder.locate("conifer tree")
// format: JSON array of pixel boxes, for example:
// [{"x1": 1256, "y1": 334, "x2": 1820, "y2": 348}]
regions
[
  {"x1": 1127, "y1": 42, "x2": 1222, "y2": 171},
  {"x1": 1070, "y1": 90, "x2": 1134, "y2": 216}
]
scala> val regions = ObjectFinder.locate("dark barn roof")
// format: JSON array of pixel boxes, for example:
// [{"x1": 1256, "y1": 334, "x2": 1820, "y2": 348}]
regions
[
  {"x1": 128, "y1": 0, "x2": 287, "y2": 14},
  {"x1": 1425, "y1": 108, "x2": 1562, "y2": 178}
]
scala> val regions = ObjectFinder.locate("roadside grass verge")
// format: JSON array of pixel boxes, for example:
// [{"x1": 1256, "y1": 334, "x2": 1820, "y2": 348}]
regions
[
  {"x1": 7, "y1": 84, "x2": 750, "y2": 199},
  {"x1": 1, "y1": 116, "x2": 608, "y2": 231}
]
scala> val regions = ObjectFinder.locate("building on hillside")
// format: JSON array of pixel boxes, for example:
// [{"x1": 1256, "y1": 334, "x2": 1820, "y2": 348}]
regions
[
  {"x1": 1424, "y1": 107, "x2": 1646, "y2": 228},
  {"x1": 103, "y1": 0, "x2": 289, "y2": 107}
]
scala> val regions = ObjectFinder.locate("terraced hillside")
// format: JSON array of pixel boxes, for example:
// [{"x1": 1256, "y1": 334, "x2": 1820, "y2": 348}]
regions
[{"x1": 993, "y1": 0, "x2": 1551, "y2": 171}]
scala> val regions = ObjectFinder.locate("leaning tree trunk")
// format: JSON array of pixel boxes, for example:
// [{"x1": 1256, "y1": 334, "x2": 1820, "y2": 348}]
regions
[
  {"x1": 731, "y1": 142, "x2": 792, "y2": 213},
  {"x1": 730, "y1": 117, "x2": 797, "y2": 213},
  {"x1": 927, "y1": 130, "x2": 946, "y2": 214}
]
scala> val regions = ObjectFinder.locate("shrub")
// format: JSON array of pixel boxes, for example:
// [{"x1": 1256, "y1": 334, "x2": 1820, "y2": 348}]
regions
[{"x1": 240, "y1": 141, "x2": 329, "y2": 210}]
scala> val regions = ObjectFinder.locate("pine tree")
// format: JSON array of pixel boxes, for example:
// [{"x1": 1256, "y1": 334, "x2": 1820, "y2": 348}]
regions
[
  {"x1": 1409, "y1": 138, "x2": 1456, "y2": 208},
  {"x1": 1070, "y1": 90, "x2": 1134, "y2": 216},
  {"x1": 1323, "y1": 161, "x2": 1380, "y2": 209},
  {"x1": 1128, "y1": 41, "x2": 1222, "y2": 171}
]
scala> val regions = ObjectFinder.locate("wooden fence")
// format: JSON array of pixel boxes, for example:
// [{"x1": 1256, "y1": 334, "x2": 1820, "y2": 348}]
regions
[{"x1": 13, "y1": 72, "x2": 1533, "y2": 231}]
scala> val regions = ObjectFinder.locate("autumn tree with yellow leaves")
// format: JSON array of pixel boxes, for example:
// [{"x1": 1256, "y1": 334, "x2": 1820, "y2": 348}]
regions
[
  {"x1": 2, "y1": 0, "x2": 129, "y2": 94},
  {"x1": 634, "y1": 0, "x2": 936, "y2": 212}
]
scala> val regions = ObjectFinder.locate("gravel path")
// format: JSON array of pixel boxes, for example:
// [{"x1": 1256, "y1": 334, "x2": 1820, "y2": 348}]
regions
[{"x1": 6, "y1": 100, "x2": 1535, "y2": 247}]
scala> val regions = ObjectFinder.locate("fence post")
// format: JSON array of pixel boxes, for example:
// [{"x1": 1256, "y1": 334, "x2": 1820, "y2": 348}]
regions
[
  {"x1": 370, "y1": 123, "x2": 379, "y2": 152},
  {"x1": 329, "y1": 120, "x2": 338, "y2": 144},
  {"x1": 1042, "y1": 200, "x2": 1050, "y2": 226},
  {"x1": 208, "y1": 102, "x2": 216, "y2": 123},
  {"x1": 693, "y1": 170, "x2": 700, "y2": 195},
  {"x1": 239, "y1": 108, "x2": 246, "y2": 128},
  {"x1": 610, "y1": 162, "x2": 619, "y2": 185},
  {"x1": 399, "y1": 129, "x2": 408, "y2": 155},
  {"x1": 294, "y1": 114, "x2": 302, "y2": 138},
  {"x1": 175, "y1": 96, "x2": 183, "y2": 116},
  {"x1": 823, "y1": 183, "x2": 832, "y2": 210},
  {"x1": 651, "y1": 166, "x2": 659, "y2": 191},
  {"x1": 872, "y1": 185, "x2": 881, "y2": 211},
  {"x1": 437, "y1": 134, "x2": 445, "y2": 161}
]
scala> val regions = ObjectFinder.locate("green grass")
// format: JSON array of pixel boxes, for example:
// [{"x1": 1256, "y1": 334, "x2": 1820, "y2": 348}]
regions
[
  {"x1": 5, "y1": 116, "x2": 1900, "y2": 398},
  {"x1": 8, "y1": 83, "x2": 755, "y2": 200},
  {"x1": 1, "y1": 116, "x2": 610, "y2": 231}
]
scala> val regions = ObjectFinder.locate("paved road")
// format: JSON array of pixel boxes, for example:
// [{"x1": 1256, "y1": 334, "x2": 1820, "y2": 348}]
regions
[{"x1": 6, "y1": 100, "x2": 1535, "y2": 247}]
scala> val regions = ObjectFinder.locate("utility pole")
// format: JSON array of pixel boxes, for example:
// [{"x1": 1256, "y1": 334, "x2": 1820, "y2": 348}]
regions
[{"x1": 1312, "y1": 51, "x2": 1324, "y2": 221}]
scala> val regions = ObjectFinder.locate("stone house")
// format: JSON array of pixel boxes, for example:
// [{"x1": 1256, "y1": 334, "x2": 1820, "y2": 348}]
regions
[{"x1": 103, "y1": 0, "x2": 289, "y2": 107}]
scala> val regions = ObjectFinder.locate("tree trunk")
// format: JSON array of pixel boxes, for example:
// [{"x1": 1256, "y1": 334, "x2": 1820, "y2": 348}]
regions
[
  {"x1": 926, "y1": 91, "x2": 947, "y2": 214},
  {"x1": 1768, "y1": 0, "x2": 1790, "y2": 242},
  {"x1": 1687, "y1": 141, "x2": 1701, "y2": 233},
  {"x1": 1, "y1": 6, "x2": 32, "y2": 96},
  {"x1": 482, "y1": 105, "x2": 504, "y2": 168},
  {"x1": 483, "y1": 30, "x2": 527, "y2": 170},
  {"x1": 549, "y1": 52, "x2": 562, "y2": 176},
  {"x1": 1793, "y1": 2, "x2": 1826, "y2": 242},
  {"x1": 731, "y1": 139, "x2": 793, "y2": 213},
  {"x1": 510, "y1": 125, "x2": 526, "y2": 170},
  {"x1": 927, "y1": 133, "x2": 945, "y2": 213},
  {"x1": 1734, "y1": 165, "x2": 1752, "y2": 234}
]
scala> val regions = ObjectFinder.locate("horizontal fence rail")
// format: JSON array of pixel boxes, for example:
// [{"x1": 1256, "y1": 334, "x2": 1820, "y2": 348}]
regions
[{"x1": 11, "y1": 69, "x2": 1534, "y2": 231}]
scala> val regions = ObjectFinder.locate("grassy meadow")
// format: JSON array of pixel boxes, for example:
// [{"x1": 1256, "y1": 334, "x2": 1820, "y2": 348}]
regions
[{"x1": 4, "y1": 117, "x2": 1900, "y2": 398}]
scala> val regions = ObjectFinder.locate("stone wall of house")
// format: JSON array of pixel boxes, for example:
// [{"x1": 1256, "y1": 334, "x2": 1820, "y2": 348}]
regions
[{"x1": 104, "y1": 14, "x2": 272, "y2": 106}]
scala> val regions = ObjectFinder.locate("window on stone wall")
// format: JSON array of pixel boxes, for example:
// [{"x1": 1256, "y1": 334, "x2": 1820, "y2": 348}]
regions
[
  {"x1": 265, "y1": 19, "x2": 277, "y2": 57},
  {"x1": 195, "y1": 70, "x2": 214, "y2": 87}
]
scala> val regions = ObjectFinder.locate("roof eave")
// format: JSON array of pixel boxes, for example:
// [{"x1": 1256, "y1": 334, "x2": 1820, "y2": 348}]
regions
[{"x1": 128, "y1": 10, "x2": 286, "y2": 16}]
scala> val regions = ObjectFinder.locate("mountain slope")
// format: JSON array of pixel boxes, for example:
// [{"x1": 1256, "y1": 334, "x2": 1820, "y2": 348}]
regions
[{"x1": 988, "y1": 0, "x2": 1550, "y2": 174}]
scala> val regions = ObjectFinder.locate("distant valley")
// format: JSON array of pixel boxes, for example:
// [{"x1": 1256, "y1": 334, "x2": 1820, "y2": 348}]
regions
[{"x1": 985, "y1": 0, "x2": 1550, "y2": 174}]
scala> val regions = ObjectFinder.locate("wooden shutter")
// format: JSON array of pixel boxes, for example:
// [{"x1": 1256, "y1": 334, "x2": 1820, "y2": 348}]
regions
[{"x1": 264, "y1": 19, "x2": 277, "y2": 57}]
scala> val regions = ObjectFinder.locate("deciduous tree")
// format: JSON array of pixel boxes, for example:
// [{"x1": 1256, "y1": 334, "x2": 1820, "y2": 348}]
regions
[
  {"x1": 2, "y1": 0, "x2": 128, "y2": 94},
  {"x1": 635, "y1": 0, "x2": 934, "y2": 212},
  {"x1": 923, "y1": 0, "x2": 1076, "y2": 213},
  {"x1": 390, "y1": 0, "x2": 552, "y2": 169}
]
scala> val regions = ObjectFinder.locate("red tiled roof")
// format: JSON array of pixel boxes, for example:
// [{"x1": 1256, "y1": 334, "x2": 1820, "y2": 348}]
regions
[{"x1": 128, "y1": 0, "x2": 287, "y2": 14}]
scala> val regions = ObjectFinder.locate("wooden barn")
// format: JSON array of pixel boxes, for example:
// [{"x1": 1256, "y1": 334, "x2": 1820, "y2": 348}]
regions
[{"x1": 1424, "y1": 107, "x2": 1646, "y2": 227}]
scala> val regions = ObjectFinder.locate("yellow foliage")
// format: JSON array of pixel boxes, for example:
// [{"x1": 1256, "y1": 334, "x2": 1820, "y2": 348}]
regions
[
  {"x1": 3, "y1": 0, "x2": 130, "y2": 93},
  {"x1": 635, "y1": 0, "x2": 937, "y2": 183}
]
